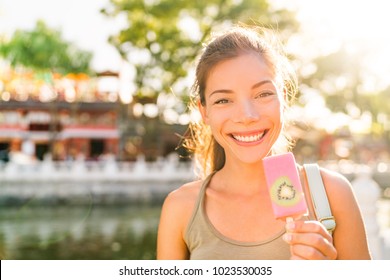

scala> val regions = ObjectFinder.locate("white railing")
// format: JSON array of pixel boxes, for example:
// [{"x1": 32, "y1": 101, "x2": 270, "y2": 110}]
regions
[{"x1": 0, "y1": 154, "x2": 196, "y2": 182}]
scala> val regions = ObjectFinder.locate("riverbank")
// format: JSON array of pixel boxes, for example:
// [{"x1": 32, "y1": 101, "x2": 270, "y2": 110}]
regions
[
  {"x1": 1, "y1": 158, "x2": 389, "y2": 206},
  {"x1": 0, "y1": 157, "x2": 196, "y2": 206}
]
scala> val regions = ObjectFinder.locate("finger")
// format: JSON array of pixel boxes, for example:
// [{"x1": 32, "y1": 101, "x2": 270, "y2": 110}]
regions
[
  {"x1": 290, "y1": 244, "x2": 327, "y2": 260},
  {"x1": 290, "y1": 254, "x2": 305, "y2": 260},
  {"x1": 286, "y1": 220, "x2": 333, "y2": 243},
  {"x1": 283, "y1": 232, "x2": 337, "y2": 260},
  {"x1": 292, "y1": 242, "x2": 337, "y2": 260}
]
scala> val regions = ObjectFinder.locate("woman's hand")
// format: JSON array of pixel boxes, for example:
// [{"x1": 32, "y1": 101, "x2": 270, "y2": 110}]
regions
[{"x1": 283, "y1": 220, "x2": 338, "y2": 260}]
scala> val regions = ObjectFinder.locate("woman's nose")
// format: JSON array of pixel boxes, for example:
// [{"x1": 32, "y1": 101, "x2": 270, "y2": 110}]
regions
[{"x1": 233, "y1": 99, "x2": 259, "y2": 124}]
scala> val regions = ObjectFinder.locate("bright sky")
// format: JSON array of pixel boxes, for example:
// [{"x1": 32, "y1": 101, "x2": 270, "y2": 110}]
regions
[
  {"x1": 0, "y1": 0, "x2": 126, "y2": 72},
  {"x1": 1, "y1": 0, "x2": 390, "y2": 84},
  {"x1": 275, "y1": 0, "x2": 390, "y2": 88}
]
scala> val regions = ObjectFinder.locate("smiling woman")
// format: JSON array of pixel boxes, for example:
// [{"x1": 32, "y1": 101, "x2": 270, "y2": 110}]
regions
[{"x1": 156, "y1": 25, "x2": 371, "y2": 260}]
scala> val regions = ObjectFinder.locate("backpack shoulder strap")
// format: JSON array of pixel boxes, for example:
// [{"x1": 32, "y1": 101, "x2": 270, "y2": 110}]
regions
[{"x1": 303, "y1": 163, "x2": 336, "y2": 235}]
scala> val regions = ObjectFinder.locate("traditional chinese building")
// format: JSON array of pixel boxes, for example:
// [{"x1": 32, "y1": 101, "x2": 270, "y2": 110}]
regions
[
  {"x1": 0, "y1": 69, "x2": 120, "y2": 161},
  {"x1": 0, "y1": 67, "x2": 187, "y2": 162}
]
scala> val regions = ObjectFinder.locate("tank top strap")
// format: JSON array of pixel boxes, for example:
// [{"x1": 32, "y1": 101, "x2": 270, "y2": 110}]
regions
[
  {"x1": 197, "y1": 172, "x2": 215, "y2": 204},
  {"x1": 184, "y1": 172, "x2": 216, "y2": 239}
]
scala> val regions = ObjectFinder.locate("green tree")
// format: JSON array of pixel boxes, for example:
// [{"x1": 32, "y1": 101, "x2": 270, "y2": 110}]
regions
[
  {"x1": 297, "y1": 43, "x2": 390, "y2": 155},
  {"x1": 301, "y1": 45, "x2": 390, "y2": 130},
  {"x1": 102, "y1": 0, "x2": 299, "y2": 159},
  {"x1": 0, "y1": 20, "x2": 93, "y2": 74},
  {"x1": 101, "y1": 0, "x2": 298, "y2": 104}
]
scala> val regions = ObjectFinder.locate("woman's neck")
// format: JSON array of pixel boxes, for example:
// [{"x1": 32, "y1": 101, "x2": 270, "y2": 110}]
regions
[{"x1": 214, "y1": 160, "x2": 268, "y2": 195}]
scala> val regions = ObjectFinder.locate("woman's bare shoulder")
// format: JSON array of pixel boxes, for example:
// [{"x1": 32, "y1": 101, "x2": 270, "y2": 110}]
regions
[
  {"x1": 319, "y1": 167, "x2": 353, "y2": 198},
  {"x1": 157, "y1": 179, "x2": 204, "y2": 259},
  {"x1": 165, "y1": 180, "x2": 203, "y2": 205},
  {"x1": 161, "y1": 179, "x2": 203, "y2": 220}
]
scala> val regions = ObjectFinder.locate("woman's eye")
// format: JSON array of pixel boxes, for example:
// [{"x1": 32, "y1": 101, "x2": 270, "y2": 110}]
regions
[
  {"x1": 214, "y1": 99, "x2": 229, "y2": 104},
  {"x1": 256, "y1": 91, "x2": 274, "y2": 98}
]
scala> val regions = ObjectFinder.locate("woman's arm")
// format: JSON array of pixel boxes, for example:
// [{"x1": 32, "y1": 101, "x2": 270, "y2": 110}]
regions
[
  {"x1": 283, "y1": 168, "x2": 371, "y2": 260},
  {"x1": 322, "y1": 169, "x2": 371, "y2": 259},
  {"x1": 157, "y1": 181, "x2": 200, "y2": 260}
]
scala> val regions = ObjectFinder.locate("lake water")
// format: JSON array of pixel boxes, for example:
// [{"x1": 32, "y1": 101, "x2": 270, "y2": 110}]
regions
[
  {"x1": 0, "y1": 204, "x2": 162, "y2": 260},
  {"x1": 1, "y1": 198, "x2": 390, "y2": 260}
]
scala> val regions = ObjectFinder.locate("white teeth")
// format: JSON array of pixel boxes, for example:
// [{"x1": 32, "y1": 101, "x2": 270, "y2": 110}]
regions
[{"x1": 232, "y1": 132, "x2": 265, "y2": 143}]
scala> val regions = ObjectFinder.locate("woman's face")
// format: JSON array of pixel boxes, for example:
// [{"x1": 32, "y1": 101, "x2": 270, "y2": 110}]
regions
[{"x1": 199, "y1": 52, "x2": 284, "y2": 164}]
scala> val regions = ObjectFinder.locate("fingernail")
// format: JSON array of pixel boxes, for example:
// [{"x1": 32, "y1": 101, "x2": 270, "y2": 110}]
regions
[
  {"x1": 283, "y1": 233, "x2": 292, "y2": 243},
  {"x1": 286, "y1": 221, "x2": 295, "y2": 231}
]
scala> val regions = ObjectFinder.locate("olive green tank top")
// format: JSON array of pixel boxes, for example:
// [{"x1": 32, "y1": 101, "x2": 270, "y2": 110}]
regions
[{"x1": 184, "y1": 173, "x2": 294, "y2": 260}]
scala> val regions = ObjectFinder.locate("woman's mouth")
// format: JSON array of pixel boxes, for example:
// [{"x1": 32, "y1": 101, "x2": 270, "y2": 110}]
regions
[{"x1": 231, "y1": 130, "x2": 267, "y2": 143}]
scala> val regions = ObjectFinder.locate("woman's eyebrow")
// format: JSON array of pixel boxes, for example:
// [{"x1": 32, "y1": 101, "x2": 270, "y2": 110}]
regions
[
  {"x1": 251, "y1": 80, "x2": 273, "y2": 89},
  {"x1": 209, "y1": 89, "x2": 233, "y2": 97},
  {"x1": 209, "y1": 80, "x2": 274, "y2": 97}
]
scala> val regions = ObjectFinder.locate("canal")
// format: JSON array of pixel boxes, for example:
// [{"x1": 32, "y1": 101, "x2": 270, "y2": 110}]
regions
[
  {"x1": 0, "y1": 204, "x2": 162, "y2": 260},
  {"x1": 1, "y1": 199, "x2": 390, "y2": 260}
]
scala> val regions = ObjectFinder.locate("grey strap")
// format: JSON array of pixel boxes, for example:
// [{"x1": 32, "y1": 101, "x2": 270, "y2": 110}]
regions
[{"x1": 303, "y1": 164, "x2": 336, "y2": 234}]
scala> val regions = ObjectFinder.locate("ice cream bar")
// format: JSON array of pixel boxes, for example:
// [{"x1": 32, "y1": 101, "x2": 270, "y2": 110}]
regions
[{"x1": 262, "y1": 152, "x2": 308, "y2": 221}]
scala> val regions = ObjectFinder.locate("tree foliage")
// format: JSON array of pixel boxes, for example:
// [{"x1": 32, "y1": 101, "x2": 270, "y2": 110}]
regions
[
  {"x1": 302, "y1": 45, "x2": 390, "y2": 122},
  {"x1": 101, "y1": 0, "x2": 299, "y2": 102},
  {"x1": 0, "y1": 20, "x2": 93, "y2": 74}
]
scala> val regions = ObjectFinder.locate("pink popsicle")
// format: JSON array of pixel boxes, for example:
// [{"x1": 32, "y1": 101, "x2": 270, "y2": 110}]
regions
[{"x1": 262, "y1": 152, "x2": 308, "y2": 221}]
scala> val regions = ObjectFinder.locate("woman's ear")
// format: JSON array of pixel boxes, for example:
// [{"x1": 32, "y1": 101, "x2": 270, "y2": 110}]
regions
[{"x1": 198, "y1": 100, "x2": 209, "y2": 125}]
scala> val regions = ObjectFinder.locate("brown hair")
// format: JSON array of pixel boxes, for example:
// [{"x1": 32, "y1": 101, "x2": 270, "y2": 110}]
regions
[{"x1": 183, "y1": 25, "x2": 298, "y2": 178}]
